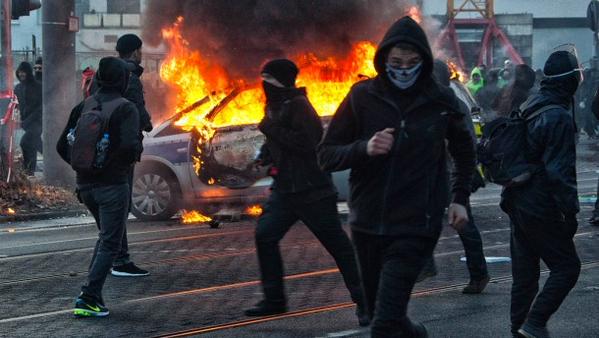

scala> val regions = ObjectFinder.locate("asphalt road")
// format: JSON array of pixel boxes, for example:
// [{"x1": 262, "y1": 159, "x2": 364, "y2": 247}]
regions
[{"x1": 1, "y1": 141, "x2": 599, "y2": 338}]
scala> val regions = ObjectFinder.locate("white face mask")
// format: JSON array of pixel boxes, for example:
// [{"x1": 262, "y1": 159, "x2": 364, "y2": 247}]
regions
[{"x1": 386, "y1": 62, "x2": 423, "y2": 89}]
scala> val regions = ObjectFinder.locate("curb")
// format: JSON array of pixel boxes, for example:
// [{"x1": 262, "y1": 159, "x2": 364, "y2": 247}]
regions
[{"x1": 0, "y1": 209, "x2": 88, "y2": 224}]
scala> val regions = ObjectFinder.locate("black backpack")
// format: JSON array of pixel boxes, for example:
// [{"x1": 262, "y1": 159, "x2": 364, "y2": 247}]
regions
[
  {"x1": 70, "y1": 96, "x2": 127, "y2": 174},
  {"x1": 477, "y1": 104, "x2": 560, "y2": 187}
]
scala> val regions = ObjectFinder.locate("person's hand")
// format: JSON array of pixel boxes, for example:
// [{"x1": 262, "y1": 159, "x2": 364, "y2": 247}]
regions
[
  {"x1": 366, "y1": 128, "x2": 395, "y2": 156},
  {"x1": 448, "y1": 203, "x2": 469, "y2": 231}
]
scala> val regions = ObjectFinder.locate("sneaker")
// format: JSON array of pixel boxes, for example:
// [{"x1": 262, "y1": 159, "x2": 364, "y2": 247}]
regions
[
  {"x1": 73, "y1": 295, "x2": 109, "y2": 317},
  {"x1": 244, "y1": 300, "x2": 287, "y2": 317},
  {"x1": 416, "y1": 259, "x2": 438, "y2": 283},
  {"x1": 462, "y1": 275, "x2": 490, "y2": 294},
  {"x1": 355, "y1": 304, "x2": 370, "y2": 327},
  {"x1": 518, "y1": 322, "x2": 550, "y2": 338},
  {"x1": 111, "y1": 262, "x2": 149, "y2": 277}
]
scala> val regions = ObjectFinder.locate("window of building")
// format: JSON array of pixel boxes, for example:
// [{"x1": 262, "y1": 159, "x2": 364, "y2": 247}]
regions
[{"x1": 107, "y1": 0, "x2": 140, "y2": 14}]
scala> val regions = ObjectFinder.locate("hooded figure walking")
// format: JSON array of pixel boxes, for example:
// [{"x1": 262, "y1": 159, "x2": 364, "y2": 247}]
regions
[
  {"x1": 14, "y1": 61, "x2": 43, "y2": 176},
  {"x1": 500, "y1": 50, "x2": 582, "y2": 338},
  {"x1": 318, "y1": 17, "x2": 475, "y2": 337},
  {"x1": 246, "y1": 59, "x2": 368, "y2": 327}
]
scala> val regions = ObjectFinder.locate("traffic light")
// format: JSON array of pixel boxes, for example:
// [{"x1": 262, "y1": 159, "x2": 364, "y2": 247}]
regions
[{"x1": 11, "y1": 0, "x2": 41, "y2": 20}]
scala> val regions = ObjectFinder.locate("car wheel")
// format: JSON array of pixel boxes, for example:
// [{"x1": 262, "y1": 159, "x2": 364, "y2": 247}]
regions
[{"x1": 131, "y1": 167, "x2": 180, "y2": 221}]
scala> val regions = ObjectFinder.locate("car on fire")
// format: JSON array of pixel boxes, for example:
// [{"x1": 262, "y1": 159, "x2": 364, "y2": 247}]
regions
[{"x1": 131, "y1": 80, "x2": 480, "y2": 221}]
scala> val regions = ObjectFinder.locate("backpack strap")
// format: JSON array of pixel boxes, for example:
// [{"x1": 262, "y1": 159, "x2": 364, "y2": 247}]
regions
[
  {"x1": 96, "y1": 97, "x2": 129, "y2": 133},
  {"x1": 523, "y1": 104, "x2": 563, "y2": 121}
]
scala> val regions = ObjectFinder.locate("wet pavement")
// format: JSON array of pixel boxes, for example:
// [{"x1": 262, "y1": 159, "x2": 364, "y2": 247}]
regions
[{"x1": 1, "y1": 140, "x2": 599, "y2": 337}]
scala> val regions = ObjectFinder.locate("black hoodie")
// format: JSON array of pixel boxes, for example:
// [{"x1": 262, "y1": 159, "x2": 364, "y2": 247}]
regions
[
  {"x1": 57, "y1": 57, "x2": 141, "y2": 186},
  {"x1": 318, "y1": 17, "x2": 475, "y2": 237},
  {"x1": 14, "y1": 62, "x2": 43, "y2": 132}
]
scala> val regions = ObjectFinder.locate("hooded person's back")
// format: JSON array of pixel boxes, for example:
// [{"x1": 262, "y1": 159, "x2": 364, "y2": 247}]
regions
[
  {"x1": 14, "y1": 62, "x2": 42, "y2": 131},
  {"x1": 493, "y1": 64, "x2": 536, "y2": 115},
  {"x1": 57, "y1": 57, "x2": 141, "y2": 185}
]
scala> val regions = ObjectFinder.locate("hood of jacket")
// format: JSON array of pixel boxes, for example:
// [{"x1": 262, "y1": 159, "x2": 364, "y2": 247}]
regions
[
  {"x1": 16, "y1": 62, "x2": 36, "y2": 83},
  {"x1": 373, "y1": 16, "x2": 433, "y2": 87}
]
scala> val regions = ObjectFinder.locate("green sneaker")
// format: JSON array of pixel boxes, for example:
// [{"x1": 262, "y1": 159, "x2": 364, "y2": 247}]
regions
[{"x1": 73, "y1": 295, "x2": 109, "y2": 317}]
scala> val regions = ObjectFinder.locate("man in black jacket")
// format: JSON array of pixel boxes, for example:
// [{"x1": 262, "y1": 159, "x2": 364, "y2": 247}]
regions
[
  {"x1": 109, "y1": 33, "x2": 153, "y2": 277},
  {"x1": 14, "y1": 61, "x2": 43, "y2": 176},
  {"x1": 57, "y1": 57, "x2": 141, "y2": 317},
  {"x1": 245, "y1": 59, "x2": 368, "y2": 327},
  {"x1": 501, "y1": 50, "x2": 582, "y2": 338},
  {"x1": 318, "y1": 17, "x2": 475, "y2": 337}
]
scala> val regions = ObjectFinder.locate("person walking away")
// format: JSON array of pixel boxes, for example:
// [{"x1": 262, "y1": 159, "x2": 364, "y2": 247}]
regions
[
  {"x1": 14, "y1": 61, "x2": 42, "y2": 176},
  {"x1": 476, "y1": 69, "x2": 501, "y2": 121},
  {"x1": 245, "y1": 59, "x2": 368, "y2": 327},
  {"x1": 56, "y1": 57, "x2": 141, "y2": 317},
  {"x1": 318, "y1": 17, "x2": 476, "y2": 337},
  {"x1": 109, "y1": 33, "x2": 153, "y2": 277},
  {"x1": 500, "y1": 50, "x2": 582, "y2": 338},
  {"x1": 466, "y1": 66, "x2": 485, "y2": 96}
]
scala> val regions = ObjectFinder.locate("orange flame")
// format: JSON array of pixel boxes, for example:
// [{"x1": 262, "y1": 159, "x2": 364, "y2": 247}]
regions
[
  {"x1": 7, "y1": 208, "x2": 15, "y2": 215},
  {"x1": 447, "y1": 61, "x2": 466, "y2": 83},
  {"x1": 245, "y1": 205, "x2": 263, "y2": 217},
  {"x1": 207, "y1": 178, "x2": 215, "y2": 185},
  {"x1": 407, "y1": 6, "x2": 422, "y2": 24},
  {"x1": 181, "y1": 210, "x2": 212, "y2": 224},
  {"x1": 159, "y1": 18, "x2": 377, "y2": 174}
]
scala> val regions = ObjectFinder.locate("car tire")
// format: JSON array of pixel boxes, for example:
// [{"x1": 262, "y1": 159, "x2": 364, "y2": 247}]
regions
[{"x1": 131, "y1": 167, "x2": 180, "y2": 221}]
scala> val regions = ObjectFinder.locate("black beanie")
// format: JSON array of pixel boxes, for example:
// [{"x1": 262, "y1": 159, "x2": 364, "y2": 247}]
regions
[
  {"x1": 261, "y1": 59, "x2": 299, "y2": 87},
  {"x1": 543, "y1": 51, "x2": 578, "y2": 77},
  {"x1": 116, "y1": 34, "x2": 143, "y2": 55}
]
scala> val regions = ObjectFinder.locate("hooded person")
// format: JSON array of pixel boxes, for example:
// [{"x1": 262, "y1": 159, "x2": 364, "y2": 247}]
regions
[
  {"x1": 56, "y1": 56, "x2": 142, "y2": 317},
  {"x1": 492, "y1": 64, "x2": 536, "y2": 116},
  {"x1": 466, "y1": 66, "x2": 485, "y2": 96},
  {"x1": 244, "y1": 58, "x2": 368, "y2": 327},
  {"x1": 14, "y1": 61, "x2": 43, "y2": 175},
  {"x1": 476, "y1": 68, "x2": 501, "y2": 119},
  {"x1": 500, "y1": 50, "x2": 582, "y2": 338},
  {"x1": 318, "y1": 17, "x2": 475, "y2": 337},
  {"x1": 33, "y1": 57, "x2": 42, "y2": 82}
]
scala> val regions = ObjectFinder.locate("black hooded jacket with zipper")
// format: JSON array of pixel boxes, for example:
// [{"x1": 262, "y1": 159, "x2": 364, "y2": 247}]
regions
[
  {"x1": 317, "y1": 17, "x2": 475, "y2": 237},
  {"x1": 14, "y1": 62, "x2": 43, "y2": 132}
]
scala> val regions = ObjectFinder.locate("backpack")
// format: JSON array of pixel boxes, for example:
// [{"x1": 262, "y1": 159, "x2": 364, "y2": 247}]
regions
[
  {"x1": 477, "y1": 104, "x2": 561, "y2": 187},
  {"x1": 70, "y1": 96, "x2": 127, "y2": 174}
]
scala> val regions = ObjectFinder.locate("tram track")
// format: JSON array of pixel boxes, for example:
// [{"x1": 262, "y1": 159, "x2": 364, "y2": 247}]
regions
[{"x1": 153, "y1": 260, "x2": 599, "y2": 337}]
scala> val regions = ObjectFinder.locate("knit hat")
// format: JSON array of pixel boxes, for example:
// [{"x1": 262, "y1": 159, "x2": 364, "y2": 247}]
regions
[
  {"x1": 261, "y1": 59, "x2": 299, "y2": 87},
  {"x1": 96, "y1": 57, "x2": 134, "y2": 93},
  {"x1": 543, "y1": 51, "x2": 580, "y2": 79},
  {"x1": 116, "y1": 34, "x2": 143, "y2": 55}
]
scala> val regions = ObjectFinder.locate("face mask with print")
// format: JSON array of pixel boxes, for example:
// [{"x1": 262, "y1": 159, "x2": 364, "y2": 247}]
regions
[{"x1": 386, "y1": 62, "x2": 423, "y2": 89}]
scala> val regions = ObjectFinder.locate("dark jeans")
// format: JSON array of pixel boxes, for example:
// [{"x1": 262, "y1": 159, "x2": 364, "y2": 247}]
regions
[
  {"x1": 113, "y1": 167, "x2": 135, "y2": 267},
  {"x1": 255, "y1": 191, "x2": 364, "y2": 305},
  {"x1": 79, "y1": 183, "x2": 130, "y2": 303},
  {"x1": 507, "y1": 205, "x2": 580, "y2": 334},
  {"x1": 20, "y1": 129, "x2": 42, "y2": 174},
  {"x1": 458, "y1": 204, "x2": 488, "y2": 280},
  {"x1": 353, "y1": 230, "x2": 439, "y2": 337}
]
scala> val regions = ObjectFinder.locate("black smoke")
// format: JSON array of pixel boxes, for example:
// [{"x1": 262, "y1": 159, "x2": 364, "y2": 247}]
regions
[{"x1": 143, "y1": 0, "x2": 416, "y2": 79}]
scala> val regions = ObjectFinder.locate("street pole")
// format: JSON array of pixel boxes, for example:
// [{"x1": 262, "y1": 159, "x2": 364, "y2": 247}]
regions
[
  {"x1": 0, "y1": 0, "x2": 13, "y2": 181},
  {"x1": 42, "y1": 0, "x2": 75, "y2": 186}
]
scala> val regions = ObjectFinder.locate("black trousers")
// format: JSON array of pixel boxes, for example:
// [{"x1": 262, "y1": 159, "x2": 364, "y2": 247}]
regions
[
  {"x1": 459, "y1": 204, "x2": 488, "y2": 280},
  {"x1": 78, "y1": 183, "x2": 130, "y2": 304},
  {"x1": 255, "y1": 191, "x2": 364, "y2": 305},
  {"x1": 20, "y1": 128, "x2": 42, "y2": 174},
  {"x1": 353, "y1": 230, "x2": 440, "y2": 338},
  {"x1": 113, "y1": 167, "x2": 135, "y2": 267},
  {"x1": 506, "y1": 205, "x2": 580, "y2": 334}
]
